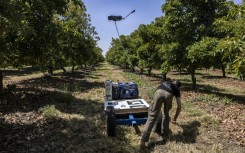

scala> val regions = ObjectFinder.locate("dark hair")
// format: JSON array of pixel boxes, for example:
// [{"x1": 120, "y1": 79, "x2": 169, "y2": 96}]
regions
[{"x1": 173, "y1": 80, "x2": 181, "y2": 88}]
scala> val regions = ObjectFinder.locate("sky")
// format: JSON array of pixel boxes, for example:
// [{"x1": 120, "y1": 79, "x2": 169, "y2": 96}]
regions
[{"x1": 83, "y1": 0, "x2": 243, "y2": 56}]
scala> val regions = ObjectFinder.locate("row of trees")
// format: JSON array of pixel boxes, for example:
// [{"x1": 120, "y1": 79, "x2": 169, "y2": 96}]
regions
[
  {"x1": 106, "y1": 0, "x2": 245, "y2": 88},
  {"x1": 0, "y1": 0, "x2": 104, "y2": 97}
]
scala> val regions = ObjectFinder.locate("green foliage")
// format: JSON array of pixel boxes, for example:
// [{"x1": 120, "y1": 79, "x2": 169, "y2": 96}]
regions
[
  {"x1": 106, "y1": 0, "x2": 244, "y2": 86},
  {"x1": 233, "y1": 56, "x2": 245, "y2": 79},
  {"x1": 106, "y1": 22, "x2": 164, "y2": 75},
  {"x1": 0, "y1": 0, "x2": 104, "y2": 93},
  {"x1": 0, "y1": 0, "x2": 103, "y2": 69},
  {"x1": 213, "y1": 2, "x2": 245, "y2": 78},
  {"x1": 187, "y1": 37, "x2": 218, "y2": 69},
  {"x1": 137, "y1": 24, "x2": 163, "y2": 74},
  {"x1": 39, "y1": 105, "x2": 60, "y2": 118}
]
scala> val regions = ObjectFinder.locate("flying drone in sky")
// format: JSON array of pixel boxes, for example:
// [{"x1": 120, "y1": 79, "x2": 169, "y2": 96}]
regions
[{"x1": 108, "y1": 10, "x2": 136, "y2": 37}]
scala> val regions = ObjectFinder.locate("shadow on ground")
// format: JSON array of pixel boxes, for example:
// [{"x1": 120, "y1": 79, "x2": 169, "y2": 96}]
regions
[
  {"x1": 178, "y1": 82, "x2": 245, "y2": 104},
  {"x1": 171, "y1": 121, "x2": 201, "y2": 143},
  {"x1": 0, "y1": 67, "x2": 106, "y2": 114},
  {"x1": 2, "y1": 67, "x2": 41, "y2": 77},
  {"x1": 0, "y1": 65, "x2": 139, "y2": 153},
  {"x1": 0, "y1": 110, "x2": 131, "y2": 152},
  {"x1": 145, "y1": 121, "x2": 201, "y2": 152},
  {"x1": 119, "y1": 67, "x2": 245, "y2": 105}
]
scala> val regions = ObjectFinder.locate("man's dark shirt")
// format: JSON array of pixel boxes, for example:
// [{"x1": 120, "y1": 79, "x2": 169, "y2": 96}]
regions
[{"x1": 157, "y1": 81, "x2": 180, "y2": 98}]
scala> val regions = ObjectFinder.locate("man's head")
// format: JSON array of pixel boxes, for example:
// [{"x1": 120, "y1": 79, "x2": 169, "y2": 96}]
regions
[{"x1": 173, "y1": 80, "x2": 181, "y2": 88}]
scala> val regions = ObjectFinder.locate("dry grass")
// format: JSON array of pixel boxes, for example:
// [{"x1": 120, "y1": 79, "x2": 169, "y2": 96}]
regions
[{"x1": 0, "y1": 63, "x2": 244, "y2": 153}]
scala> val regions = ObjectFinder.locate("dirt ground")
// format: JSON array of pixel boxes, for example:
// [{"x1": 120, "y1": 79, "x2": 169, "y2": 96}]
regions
[{"x1": 0, "y1": 63, "x2": 244, "y2": 153}]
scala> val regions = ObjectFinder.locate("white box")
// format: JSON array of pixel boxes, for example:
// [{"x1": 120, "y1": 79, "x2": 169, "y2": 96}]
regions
[{"x1": 104, "y1": 99, "x2": 149, "y2": 114}]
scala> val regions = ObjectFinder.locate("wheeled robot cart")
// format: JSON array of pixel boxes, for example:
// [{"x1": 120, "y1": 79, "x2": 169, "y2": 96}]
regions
[{"x1": 104, "y1": 99, "x2": 149, "y2": 137}]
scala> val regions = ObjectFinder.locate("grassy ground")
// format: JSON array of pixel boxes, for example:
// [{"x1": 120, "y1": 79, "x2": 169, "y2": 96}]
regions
[{"x1": 0, "y1": 63, "x2": 244, "y2": 153}]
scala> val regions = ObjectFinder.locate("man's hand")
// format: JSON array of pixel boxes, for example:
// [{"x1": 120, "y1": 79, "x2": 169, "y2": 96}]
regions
[{"x1": 173, "y1": 97, "x2": 181, "y2": 124}]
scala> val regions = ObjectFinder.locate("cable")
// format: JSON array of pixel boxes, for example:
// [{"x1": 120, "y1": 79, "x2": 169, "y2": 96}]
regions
[{"x1": 114, "y1": 21, "x2": 120, "y2": 38}]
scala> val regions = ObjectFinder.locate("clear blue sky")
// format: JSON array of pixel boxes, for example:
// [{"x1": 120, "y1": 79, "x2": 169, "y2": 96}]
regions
[{"x1": 83, "y1": 0, "x2": 243, "y2": 56}]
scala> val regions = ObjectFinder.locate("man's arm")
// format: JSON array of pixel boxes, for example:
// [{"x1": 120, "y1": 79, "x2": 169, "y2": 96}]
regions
[{"x1": 172, "y1": 97, "x2": 181, "y2": 123}]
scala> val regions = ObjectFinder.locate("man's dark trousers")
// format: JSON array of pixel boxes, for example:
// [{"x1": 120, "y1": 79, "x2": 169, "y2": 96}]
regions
[{"x1": 141, "y1": 89, "x2": 173, "y2": 142}]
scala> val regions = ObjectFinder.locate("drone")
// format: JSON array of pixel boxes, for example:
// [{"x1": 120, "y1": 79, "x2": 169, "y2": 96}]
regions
[
  {"x1": 108, "y1": 10, "x2": 136, "y2": 37},
  {"x1": 108, "y1": 10, "x2": 135, "y2": 21}
]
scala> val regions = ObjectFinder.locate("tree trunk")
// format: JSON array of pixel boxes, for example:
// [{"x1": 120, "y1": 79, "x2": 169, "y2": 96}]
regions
[
  {"x1": 190, "y1": 65, "x2": 196, "y2": 89},
  {"x1": 191, "y1": 71, "x2": 196, "y2": 89},
  {"x1": 131, "y1": 66, "x2": 135, "y2": 72},
  {"x1": 61, "y1": 67, "x2": 67, "y2": 75},
  {"x1": 147, "y1": 68, "x2": 152, "y2": 76},
  {"x1": 47, "y1": 66, "x2": 53, "y2": 75},
  {"x1": 221, "y1": 64, "x2": 226, "y2": 78},
  {"x1": 162, "y1": 73, "x2": 167, "y2": 81},
  {"x1": 0, "y1": 70, "x2": 3, "y2": 99},
  {"x1": 140, "y1": 68, "x2": 144, "y2": 74},
  {"x1": 72, "y1": 65, "x2": 75, "y2": 73}
]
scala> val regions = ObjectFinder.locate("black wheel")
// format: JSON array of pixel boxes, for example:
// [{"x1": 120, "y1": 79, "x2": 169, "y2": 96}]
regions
[{"x1": 106, "y1": 106, "x2": 116, "y2": 137}]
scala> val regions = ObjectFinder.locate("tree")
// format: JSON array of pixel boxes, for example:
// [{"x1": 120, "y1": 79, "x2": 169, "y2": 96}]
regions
[
  {"x1": 106, "y1": 38, "x2": 124, "y2": 67},
  {"x1": 213, "y1": 2, "x2": 245, "y2": 79},
  {"x1": 187, "y1": 37, "x2": 218, "y2": 71},
  {"x1": 162, "y1": 0, "x2": 227, "y2": 88},
  {"x1": 0, "y1": 0, "x2": 103, "y2": 98},
  {"x1": 136, "y1": 24, "x2": 163, "y2": 75},
  {"x1": 0, "y1": 0, "x2": 28, "y2": 97}
]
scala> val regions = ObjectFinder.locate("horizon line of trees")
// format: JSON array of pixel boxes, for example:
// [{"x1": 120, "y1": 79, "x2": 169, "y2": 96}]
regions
[
  {"x1": 0, "y1": 0, "x2": 104, "y2": 98},
  {"x1": 106, "y1": 0, "x2": 245, "y2": 89}
]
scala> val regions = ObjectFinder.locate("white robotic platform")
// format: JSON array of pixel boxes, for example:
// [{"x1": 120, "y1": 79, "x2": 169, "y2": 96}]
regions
[{"x1": 104, "y1": 99, "x2": 149, "y2": 114}]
